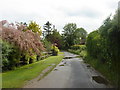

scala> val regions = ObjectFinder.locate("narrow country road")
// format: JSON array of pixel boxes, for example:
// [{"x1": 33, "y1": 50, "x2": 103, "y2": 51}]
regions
[{"x1": 24, "y1": 52, "x2": 111, "y2": 88}]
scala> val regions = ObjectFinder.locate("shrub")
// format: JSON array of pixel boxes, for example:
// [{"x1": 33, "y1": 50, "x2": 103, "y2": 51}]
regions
[
  {"x1": 68, "y1": 49, "x2": 81, "y2": 55},
  {"x1": 71, "y1": 45, "x2": 81, "y2": 50},
  {"x1": 29, "y1": 54, "x2": 37, "y2": 64},
  {"x1": 80, "y1": 50, "x2": 87, "y2": 59},
  {"x1": 1, "y1": 26, "x2": 45, "y2": 56},
  {"x1": 51, "y1": 44, "x2": 59, "y2": 56},
  {"x1": 1, "y1": 40, "x2": 12, "y2": 70},
  {"x1": 43, "y1": 39, "x2": 52, "y2": 52},
  {"x1": 71, "y1": 45, "x2": 86, "y2": 50},
  {"x1": 1, "y1": 40, "x2": 21, "y2": 71},
  {"x1": 68, "y1": 45, "x2": 86, "y2": 57},
  {"x1": 0, "y1": 21, "x2": 45, "y2": 71}
]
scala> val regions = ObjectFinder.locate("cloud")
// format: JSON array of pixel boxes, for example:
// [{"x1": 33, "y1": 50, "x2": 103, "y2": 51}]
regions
[
  {"x1": 0, "y1": 0, "x2": 119, "y2": 33},
  {"x1": 61, "y1": 8, "x2": 102, "y2": 18}
]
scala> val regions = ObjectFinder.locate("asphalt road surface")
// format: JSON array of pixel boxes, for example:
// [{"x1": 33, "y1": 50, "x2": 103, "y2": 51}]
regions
[{"x1": 24, "y1": 52, "x2": 111, "y2": 88}]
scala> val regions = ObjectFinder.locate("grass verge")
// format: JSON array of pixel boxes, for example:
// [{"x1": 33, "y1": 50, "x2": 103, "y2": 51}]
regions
[
  {"x1": 84, "y1": 55, "x2": 116, "y2": 87},
  {"x1": 68, "y1": 49, "x2": 115, "y2": 86},
  {"x1": 2, "y1": 52, "x2": 64, "y2": 88}
]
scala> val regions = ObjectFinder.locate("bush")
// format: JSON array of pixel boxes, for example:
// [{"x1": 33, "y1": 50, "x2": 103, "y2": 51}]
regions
[
  {"x1": 1, "y1": 26, "x2": 45, "y2": 56},
  {"x1": 80, "y1": 50, "x2": 87, "y2": 59},
  {"x1": 68, "y1": 49, "x2": 81, "y2": 55},
  {"x1": 43, "y1": 39, "x2": 52, "y2": 52},
  {"x1": 51, "y1": 44, "x2": 59, "y2": 56},
  {"x1": 71, "y1": 45, "x2": 86, "y2": 51},
  {"x1": 20, "y1": 53, "x2": 37, "y2": 65},
  {"x1": 1, "y1": 40, "x2": 21, "y2": 71},
  {"x1": 86, "y1": 30, "x2": 101, "y2": 59},
  {"x1": 29, "y1": 54, "x2": 37, "y2": 64},
  {"x1": 0, "y1": 21, "x2": 45, "y2": 71},
  {"x1": 68, "y1": 45, "x2": 86, "y2": 56},
  {"x1": 71, "y1": 45, "x2": 81, "y2": 50},
  {"x1": 1, "y1": 40, "x2": 12, "y2": 70}
]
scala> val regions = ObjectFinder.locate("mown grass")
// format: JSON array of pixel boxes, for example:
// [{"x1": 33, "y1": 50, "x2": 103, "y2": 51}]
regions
[{"x1": 2, "y1": 52, "x2": 64, "y2": 88}]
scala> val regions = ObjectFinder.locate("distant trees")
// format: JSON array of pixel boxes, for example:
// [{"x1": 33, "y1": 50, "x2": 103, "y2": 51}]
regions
[
  {"x1": 46, "y1": 29, "x2": 63, "y2": 49},
  {"x1": 43, "y1": 21, "x2": 63, "y2": 49},
  {"x1": 43, "y1": 21, "x2": 52, "y2": 36},
  {"x1": 74, "y1": 28, "x2": 87, "y2": 45},
  {"x1": 62, "y1": 23, "x2": 77, "y2": 48},
  {"x1": 62, "y1": 23, "x2": 87, "y2": 48}
]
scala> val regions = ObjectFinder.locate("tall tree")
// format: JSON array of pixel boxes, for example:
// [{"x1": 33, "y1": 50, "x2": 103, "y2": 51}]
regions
[
  {"x1": 63, "y1": 23, "x2": 77, "y2": 48},
  {"x1": 74, "y1": 28, "x2": 87, "y2": 44},
  {"x1": 43, "y1": 21, "x2": 52, "y2": 36},
  {"x1": 45, "y1": 28, "x2": 63, "y2": 49}
]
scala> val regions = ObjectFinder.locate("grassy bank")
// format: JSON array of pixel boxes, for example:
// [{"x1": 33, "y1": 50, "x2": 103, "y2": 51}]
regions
[
  {"x1": 84, "y1": 55, "x2": 116, "y2": 86},
  {"x1": 2, "y1": 52, "x2": 64, "y2": 88}
]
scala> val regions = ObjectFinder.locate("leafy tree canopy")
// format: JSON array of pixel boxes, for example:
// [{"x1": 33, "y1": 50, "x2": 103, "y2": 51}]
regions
[{"x1": 27, "y1": 21, "x2": 42, "y2": 35}]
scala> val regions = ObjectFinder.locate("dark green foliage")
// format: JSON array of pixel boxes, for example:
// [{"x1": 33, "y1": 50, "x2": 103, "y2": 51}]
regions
[
  {"x1": 1, "y1": 40, "x2": 12, "y2": 70},
  {"x1": 43, "y1": 21, "x2": 52, "y2": 36},
  {"x1": 62, "y1": 23, "x2": 87, "y2": 48},
  {"x1": 43, "y1": 39, "x2": 52, "y2": 52},
  {"x1": 86, "y1": 9, "x2": 120, "y2": 87},
  {"x1": 1, "y1": 40, "x2": 21, "y2": 70},
  {"x1": 45, "y1": 30, "x2": 63, "y2": 49},
  {"x1": 74, "y1": 28, "x2": 87, "y2": 45},
  {"x1": 86, "y1": 30, "x2": 101, "y2": 59},
  {"x1": 63, "y1": 23, "x2": 77, "y2": 48}
]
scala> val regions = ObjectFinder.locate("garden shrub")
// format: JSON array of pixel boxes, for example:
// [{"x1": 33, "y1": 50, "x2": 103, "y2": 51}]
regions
[
  {"x1": 1, "y1": 40, "x2": 12, "y2": 70},
  {"x1": 1, "y1": 26, "x2": 45, "y2": 56},
  {"x1": 71, "y1": 45, "x2": 81, "y2": 50},
  {"x1": 0, "y1": 21, "x2": 45, "y2": 71},
  {"x1": 71, "y1": 45, "x2": 86, "y2": 51},
  {"x1": 43, "y1": 39, "x2": 52, "y2": 52},
  {"x1": 51, "y1": 44, "x2": 59, "y2": 56},
  {"x1": 24, "y1": 53, "x2": 31, "y2": 64},
  {"x1": 68, "y1": 45, "x2": 86, "y2": 56},
  {"x1": 29, "y1": 54, "x2": 37, "y2": 64},
  {"x1": 1, "y1": 40, "x2": 21, "y2": 71},
  {"x1": 7, "y1": 46, "x2": 21, "y2": 69},
  {"x1": 21, "y1": 53, "x2": 37, "y2": 64}
]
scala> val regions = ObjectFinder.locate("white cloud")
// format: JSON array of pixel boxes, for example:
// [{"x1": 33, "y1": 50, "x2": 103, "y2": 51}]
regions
[{"x1": 0, "y1": 0, "x2": 119, "y2": 33}]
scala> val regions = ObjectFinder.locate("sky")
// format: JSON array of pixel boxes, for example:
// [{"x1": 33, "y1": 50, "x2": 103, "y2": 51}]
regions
[{"x1": 0, "y1": 0, "x2": 119, "y2": 33}]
